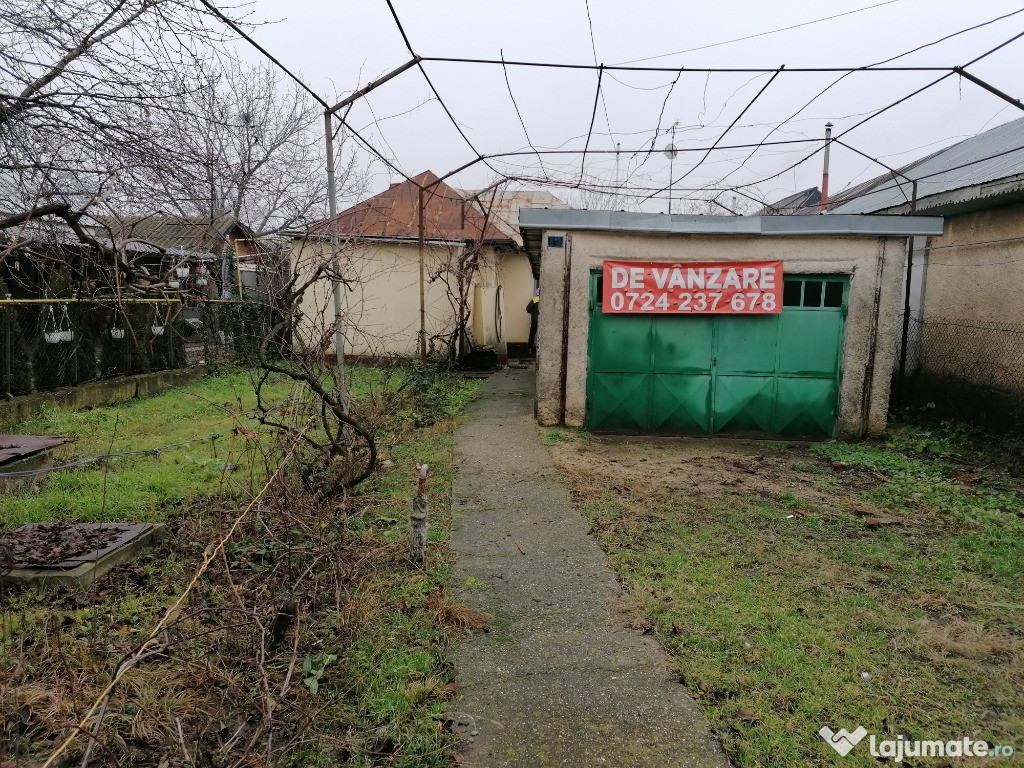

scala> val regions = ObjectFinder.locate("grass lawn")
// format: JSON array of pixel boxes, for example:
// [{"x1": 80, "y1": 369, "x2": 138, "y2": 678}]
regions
[
  {"x1": 548, "y1": 420, "x2": 1023, "y2": 767},
  {"x1": 1, "y1": 366, "x2": 483, "y2": 766}
]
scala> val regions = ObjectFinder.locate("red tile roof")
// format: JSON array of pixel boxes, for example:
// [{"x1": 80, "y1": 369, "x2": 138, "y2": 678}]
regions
[{"x1": 309, "y1": 171, "x2": 511, "y2": 243}]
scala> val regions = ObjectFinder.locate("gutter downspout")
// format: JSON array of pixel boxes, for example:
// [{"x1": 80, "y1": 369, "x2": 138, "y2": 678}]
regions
[{"x1": 559, "y1": 235, "x2": 572, "y2": 425}]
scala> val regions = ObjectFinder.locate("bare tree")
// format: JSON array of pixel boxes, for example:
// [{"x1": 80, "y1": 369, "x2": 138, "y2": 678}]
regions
[
  {"x1": 129, "y1": 60, "x2": 369, "y2": 237},
  {"x1": 0, "y1": 0, "x2": 236, "y2": 227}
]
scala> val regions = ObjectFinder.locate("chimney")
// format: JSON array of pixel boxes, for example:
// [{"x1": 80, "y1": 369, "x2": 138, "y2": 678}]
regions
[{"x1": 820, "y1": 122, "x2": 833, "y2": 211}]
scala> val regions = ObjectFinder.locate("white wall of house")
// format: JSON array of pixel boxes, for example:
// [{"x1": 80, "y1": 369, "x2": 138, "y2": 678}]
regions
[
  {"x1": 292, "y1": 237, "x2": 529, "y2": 358},
  {"x1": 498, "y1": 252, "x2": 536, "y2": 344}
]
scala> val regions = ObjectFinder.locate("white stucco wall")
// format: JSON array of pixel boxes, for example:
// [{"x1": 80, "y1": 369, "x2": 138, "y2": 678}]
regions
[
  {"x1": 497, "y1": 252, "x2": 536, "y2": 345},
  {"x1": 291, "y1": 237, "x2": 504, "y2": 358},
  {"x1": 536, "y1": 230, "x2": 909, "y2": 438}
]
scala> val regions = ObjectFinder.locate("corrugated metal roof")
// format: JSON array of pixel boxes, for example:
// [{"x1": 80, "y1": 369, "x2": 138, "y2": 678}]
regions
[
  {"x1": 87, "y1": 214, "x2": 249, "y2": 255},
  {"x1": 308, "y1": 171, "x2": 511, "y2": 243},
  {"x1": 760, "y1": 186, "x2": 821, "y2": 215},
  {"x1": 830, "y1": 116, "x2": 1024, "y2": 214}
]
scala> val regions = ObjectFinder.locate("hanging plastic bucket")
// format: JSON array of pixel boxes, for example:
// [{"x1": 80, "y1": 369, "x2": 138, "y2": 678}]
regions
[
  {"x1": 110, "y1": 327, "x2": 125, "y2": 340},
  {"x1": 152, "y1": 325, "x2": 165, "y2": 336}
]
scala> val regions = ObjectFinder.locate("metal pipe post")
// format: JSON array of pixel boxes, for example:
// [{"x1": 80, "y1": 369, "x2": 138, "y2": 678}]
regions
[
  {"x1": 820, "y1": 122, "x2": 833, "y2": 210},
  {"x1": 418, "y1": 186, "x2": 427, "y2": 361},
  {"x1": 325, "y1": 111, "x2": 348, "y2": 408},
  {"x1": 896, "y1": 182, "x2": 920, "y2": 405}
]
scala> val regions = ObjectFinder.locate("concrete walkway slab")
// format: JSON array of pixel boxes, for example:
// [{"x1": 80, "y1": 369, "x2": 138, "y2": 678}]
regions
[{"x1": 451, "y1": 369, "x2": 729, "y2": 767}]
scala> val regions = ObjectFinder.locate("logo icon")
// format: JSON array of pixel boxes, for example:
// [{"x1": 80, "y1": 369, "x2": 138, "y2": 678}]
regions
[{"x1": 820, "y1": 725, "x2": 868, "y2": 756}]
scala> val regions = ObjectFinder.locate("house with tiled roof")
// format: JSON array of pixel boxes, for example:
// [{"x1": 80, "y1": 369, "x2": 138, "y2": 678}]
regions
[{"x1": 293, "y1": 171, "x2": 544, "y2": 361}]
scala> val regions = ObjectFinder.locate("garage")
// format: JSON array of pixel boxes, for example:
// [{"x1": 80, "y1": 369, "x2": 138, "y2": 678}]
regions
[
  {"x1": 587, "y1": 273, "x2": 847, "y2": 437},
  {"x1": 519, "y1": 210, "x2": 944, "y2": 439}
]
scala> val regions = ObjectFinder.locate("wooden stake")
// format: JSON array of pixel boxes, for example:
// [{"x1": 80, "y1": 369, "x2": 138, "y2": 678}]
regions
[{"x1": 410, "y1": 463, "x2": 429, "y2": 565}]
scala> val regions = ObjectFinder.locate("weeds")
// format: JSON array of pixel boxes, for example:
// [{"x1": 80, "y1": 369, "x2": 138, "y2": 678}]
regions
[
  {"x1": 553, "y1": 416, "x2": 1024, "y2": 767},
  {"x1": 1, "y1": 366, "x2": 484, "y2": 765}
]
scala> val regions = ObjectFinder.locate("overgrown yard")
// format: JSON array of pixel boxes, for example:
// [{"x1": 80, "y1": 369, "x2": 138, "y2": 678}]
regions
[
  {"x1": 547, "y1": 421, "x2": 1024, "y2": 767},
  {"x1": 1, "y1": 367, "x2": 483, "y2": 766}
]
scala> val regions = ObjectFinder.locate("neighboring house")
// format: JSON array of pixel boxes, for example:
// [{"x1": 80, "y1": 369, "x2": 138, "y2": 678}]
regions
[
  {"x1": 292, "y1": 171, "x2": 529, "y2": 360},
  {"x1": 520, "y1": 209, "x2": 941, "y2": 439},
  {"x1": 90, "y1": 213, "x2": 261, "y2": 300},
  {"x1": 0, "y1": 212, "x2": 269, "y2": 394},
  {"x1": 1, "y1": 212, "x2": 260, "y2": 301},
  {"x1": 458, "y1": 189, "x2": 571, "y2": 349},
  {"x1": 828, "y1": 116, "x2": 1024, "y2": 421}
]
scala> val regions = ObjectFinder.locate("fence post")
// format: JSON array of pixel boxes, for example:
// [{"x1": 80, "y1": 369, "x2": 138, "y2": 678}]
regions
[{"x1": 3, "y1": 295, "x2": 11, "y2": 397}]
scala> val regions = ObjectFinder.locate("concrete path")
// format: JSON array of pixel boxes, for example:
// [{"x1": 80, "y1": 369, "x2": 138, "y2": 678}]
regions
[{"x1": 450, "y1": 369, "x2": 729, "y2": 768}]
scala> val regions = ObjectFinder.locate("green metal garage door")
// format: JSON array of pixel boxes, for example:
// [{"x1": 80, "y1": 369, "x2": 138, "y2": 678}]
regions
[{"x1": 585, "y1": 273, "x2": 848, "y2": 438}]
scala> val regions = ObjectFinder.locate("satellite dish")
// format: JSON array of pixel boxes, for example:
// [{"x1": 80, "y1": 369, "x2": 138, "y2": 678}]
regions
[{"x1": 663, "y1": 143, "x2": 678, "y2": 160}]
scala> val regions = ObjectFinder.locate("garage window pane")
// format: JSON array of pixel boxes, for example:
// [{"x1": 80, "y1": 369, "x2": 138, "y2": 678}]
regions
[
  {"x1": 596, "y1": 274, "x2": 604, "y2": 304},
  {"x1": 783, "y1": 280, "x2": 802, "y2": 307},
  {"x1": 803, "y1": 280, "x2": 823, "y2": 307},
  {"x1": 824, "y1": 281, "x2": 843, "y2": 307}
]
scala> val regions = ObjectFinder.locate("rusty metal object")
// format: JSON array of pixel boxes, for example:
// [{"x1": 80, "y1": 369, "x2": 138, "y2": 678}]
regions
[
  {"x1": 0, "y1": 523, "x2": 155, "y2": 570},
  {"x1": 0, "y1": 435, "x2": 72, "y2": 467}
]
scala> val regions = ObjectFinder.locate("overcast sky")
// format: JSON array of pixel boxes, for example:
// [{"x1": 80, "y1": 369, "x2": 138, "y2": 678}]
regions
[{"x1": 233, "y1": 0, "x2": 1024, "y2": 211}]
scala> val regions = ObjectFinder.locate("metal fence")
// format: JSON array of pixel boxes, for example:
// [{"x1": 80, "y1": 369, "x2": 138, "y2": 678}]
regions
[
  {"x1": 0, "y1": 299, "x2": 278, "y2": 398},
  {"x1": 895, "y1": 315, "x2": 1024, "y2": 434}
]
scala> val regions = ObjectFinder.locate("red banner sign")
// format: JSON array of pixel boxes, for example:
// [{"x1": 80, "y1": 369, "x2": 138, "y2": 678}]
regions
[{"x1": 602, "y1": 260, "x2": 783, "y2": 314}]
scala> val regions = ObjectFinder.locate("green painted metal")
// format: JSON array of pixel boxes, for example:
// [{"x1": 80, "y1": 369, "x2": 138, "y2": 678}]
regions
[{"x1": 585, "y1": 272, "x2": 848, "y2": 437}]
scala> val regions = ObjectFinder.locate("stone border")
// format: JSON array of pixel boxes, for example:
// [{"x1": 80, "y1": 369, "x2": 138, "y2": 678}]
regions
[{"x1": 0, "y1": 366, "x2": 209, "y2": 428}]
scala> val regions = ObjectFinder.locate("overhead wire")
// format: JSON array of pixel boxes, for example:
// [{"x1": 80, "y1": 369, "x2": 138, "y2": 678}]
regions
[
  {"x1": 198, "y1": 0, "x2": 1024, "y2": 216},
  {"x1": 612, "y1": 0, "x2": 906, "y2": 66},
  {"x1": 579, "y1": 66, "x2": 605, "y2": 186},
  {"x1": 709, "y1": 28, "x2": 1024, "y2": 201},
  {"x1": 501, "y1": 48, "x2": 547, "y2": 178},
  {"x1": 583, "y1": 0, "x2": 614, "y2": 147},
  {"x1": 382, "y1": 0, "x2": 502, "y2": 185},
  {"x1": 706, "y1": 6, "x2": 1024, "y2": 195},
  {"x1": 642, "y1": 66, "x2": 784, "y2": 202}
]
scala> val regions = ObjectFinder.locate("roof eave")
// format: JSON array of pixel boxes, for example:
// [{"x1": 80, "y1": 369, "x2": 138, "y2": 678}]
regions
[{"x1": 518, "y1": 209, "x2": 944, "y2": 262}]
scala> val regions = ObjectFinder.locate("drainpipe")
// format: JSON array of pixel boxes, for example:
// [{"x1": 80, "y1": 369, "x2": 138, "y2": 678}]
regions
[{"x1": 820, "y1": 122, "x2": 833, "y2": 211}]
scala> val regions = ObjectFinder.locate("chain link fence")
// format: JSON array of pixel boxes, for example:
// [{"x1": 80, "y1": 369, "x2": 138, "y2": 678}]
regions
[
  {"x1": 0, "y1": 299, "x2": 279, "y2": 398},
  {"x1": 896, "y1": 315, "x2": 1024, "y2": 433}
]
